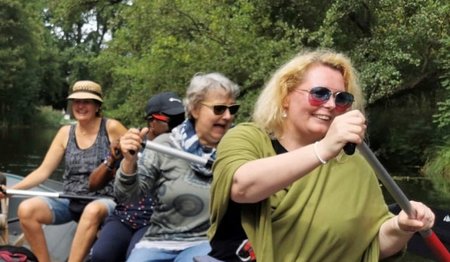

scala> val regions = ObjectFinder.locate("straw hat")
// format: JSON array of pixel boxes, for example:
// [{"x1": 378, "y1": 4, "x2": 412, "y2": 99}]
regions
[{"x1": 67, "y1": 80, "x2": 103, "y2": 103}]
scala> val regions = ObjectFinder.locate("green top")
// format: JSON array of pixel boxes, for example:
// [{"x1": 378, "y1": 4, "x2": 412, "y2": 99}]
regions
[{"x1": 209, "y1": 122, "x2": 393, "y2": 262}]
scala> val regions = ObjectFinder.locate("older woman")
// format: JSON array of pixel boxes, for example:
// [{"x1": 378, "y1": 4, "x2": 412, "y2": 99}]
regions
[
  {"x1": 115, "y1": 72, "x2": 240, "y2": 262},
  {"x1": 208, "y1": 49, "x2": 435, "y2": 261},
  {"x1": 0, "y1": 80, "x2": 127, "y2": 262}
]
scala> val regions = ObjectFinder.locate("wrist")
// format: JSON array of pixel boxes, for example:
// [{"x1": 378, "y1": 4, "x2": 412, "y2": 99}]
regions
[
  {"x1": 121, "y1": 159, "x2": 137, "y2": 175},
  {"x1": 103, "y1": 159, "x2": 114, "y2": 170},
  {"x1": 313, "y1": 141, "x2": 328, "y2": 164}
]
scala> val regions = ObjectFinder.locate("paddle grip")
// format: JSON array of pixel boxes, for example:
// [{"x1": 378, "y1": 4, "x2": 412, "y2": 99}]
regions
[
  {"x1": 129, "y1": 142, "x2": 146, "y2": 155},
  {"x1": 343, "y1": 142, "x2": 356, "y2": 155}
]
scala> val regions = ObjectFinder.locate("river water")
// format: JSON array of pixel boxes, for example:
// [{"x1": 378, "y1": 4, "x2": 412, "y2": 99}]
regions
[
  {"x1": 0, "y1": 126, "x2": 446, "y2": 261},
  {"x1": 0, "y1": 126, "x2": 64, "y2": 180}
]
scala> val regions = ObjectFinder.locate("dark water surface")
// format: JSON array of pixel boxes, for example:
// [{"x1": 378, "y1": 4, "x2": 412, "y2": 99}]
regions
[
  {"x1": 0, "y1": 126, "x2": 64, "y2": 181},
  {"x1": 0, "y1": 127, "x2": 446, "y2": 261}
]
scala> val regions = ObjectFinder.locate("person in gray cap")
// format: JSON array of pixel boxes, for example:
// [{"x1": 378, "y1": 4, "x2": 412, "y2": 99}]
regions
[
  {"x1": 88, "y1": 91, "x2": 186, "y2": 262},
  {"x1": 144, "y1": 91, "x2": 185, "y2": 140}
]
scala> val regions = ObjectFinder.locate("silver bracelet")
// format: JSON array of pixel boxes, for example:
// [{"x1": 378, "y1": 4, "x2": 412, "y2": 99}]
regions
[
  {"x1": 103, "y1": 159, "x2": 114, "y2": 170},
  {"x1": 313, "y1": 141, "x2": 327, "y2": 164}
]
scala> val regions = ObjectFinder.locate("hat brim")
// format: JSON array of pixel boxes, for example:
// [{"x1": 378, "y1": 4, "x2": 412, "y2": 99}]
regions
[
  {"x1": 161, "y1": 107, "x2": 185, "y2": 115},
  {"x1": 67, "y1": 92, "x2": 103, "y2": 103}
]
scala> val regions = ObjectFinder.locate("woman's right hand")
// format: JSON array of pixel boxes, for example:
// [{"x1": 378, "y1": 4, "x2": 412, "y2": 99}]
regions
[
  {"x1": 119, "y1": 128, "x2": 148, "y2": 175},
  {"x1": 120, "y1": 128, "x2": 148, "y2": 158},
  {"x1": 320, "y1": 110, "x2": 367, "y2": 160}
]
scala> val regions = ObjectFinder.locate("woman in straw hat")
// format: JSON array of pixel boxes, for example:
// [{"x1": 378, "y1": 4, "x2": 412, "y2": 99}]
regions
[{"x1": 0, "y1": 80, "x2": 127, "y2": 262}]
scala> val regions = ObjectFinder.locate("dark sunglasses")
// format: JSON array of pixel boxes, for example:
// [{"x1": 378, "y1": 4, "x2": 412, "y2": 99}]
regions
[
  {"x1": 296, "y1": 86, "x2": 354, "y2": 112},
  {"x1": 200, "y1": 102, "x2": 240, "y2": 115}
]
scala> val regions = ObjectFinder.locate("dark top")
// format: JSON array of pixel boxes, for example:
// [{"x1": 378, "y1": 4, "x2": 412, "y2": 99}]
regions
[
  {"x1": 209, "y1": 139, "x2": 287, "y2": 261},
  {"x1": 63, "y1": 118, "x2": 114, "y2": 198}
]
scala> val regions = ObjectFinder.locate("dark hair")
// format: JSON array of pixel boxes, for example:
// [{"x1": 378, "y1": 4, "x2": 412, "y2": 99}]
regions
[{"x1": 168, "y1": 113, "x2": 185, "y2": 130}]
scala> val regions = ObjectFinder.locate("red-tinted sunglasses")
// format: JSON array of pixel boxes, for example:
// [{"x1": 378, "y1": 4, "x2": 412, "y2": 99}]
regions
[{"x1": 296, "y1": 86, "x2": 354, "y2": 112}]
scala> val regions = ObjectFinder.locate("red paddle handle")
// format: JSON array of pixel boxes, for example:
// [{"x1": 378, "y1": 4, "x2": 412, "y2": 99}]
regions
[{"x1": 421, "y1": 230, "x2": 450, "y2": 262}]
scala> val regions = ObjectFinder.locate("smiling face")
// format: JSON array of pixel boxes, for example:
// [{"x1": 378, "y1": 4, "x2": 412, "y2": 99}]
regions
[
  {"x1": 283, "y1": 64, "x2": 347, "y2": 144},
  {"x1": 191, "y1": 88, "x2": 237, "y2": 148},
  {"x1": 71, "y1": 99, "x2": 100, "y2": 121}
]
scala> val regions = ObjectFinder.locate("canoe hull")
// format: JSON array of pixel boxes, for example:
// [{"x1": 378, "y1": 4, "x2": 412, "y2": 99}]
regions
[{"x1": 3, "y1": 173, "x2": 76, "y2": 262}]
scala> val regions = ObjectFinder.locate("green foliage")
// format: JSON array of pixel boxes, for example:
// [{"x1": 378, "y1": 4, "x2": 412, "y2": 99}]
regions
[
  {"x1": 33, "y1": 106, "x2": 65, "y2": 128},
  {"x1": 432, "y1": 35, "x2": 450, "y2": 131},
  {"x1": 367, "y1": 87, "x2": 437, "y2": 172},
  {"x1": 352, "y1": 0, "x2": 448, "y2": 104},
  {"x1": 422, "y1": 143, "x2": 450, "y2": 198},
  {"x1": 92, "y1": 0, "x2": 305, "y2": 126},
  {"x1": 0, "y1": 0, "x2": 41, "y2": 125}
]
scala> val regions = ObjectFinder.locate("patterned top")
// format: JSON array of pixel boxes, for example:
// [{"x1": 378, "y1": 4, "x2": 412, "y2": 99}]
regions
[
  {"x1": 63, "y1": 118, "x2": 114, "y2": 197},
  {"x1": 113, "y1": 193, "x2": 154, "y2": 229}
]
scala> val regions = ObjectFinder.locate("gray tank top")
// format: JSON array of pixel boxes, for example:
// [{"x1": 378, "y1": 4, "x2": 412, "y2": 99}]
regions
[{"x1": 63, "y1": 118, "x2": 114, "y2": 197}]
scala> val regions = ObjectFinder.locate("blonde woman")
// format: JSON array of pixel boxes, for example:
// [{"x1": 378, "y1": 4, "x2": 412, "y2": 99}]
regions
[{"x1": 208, "y1": 50, "x2": 435, "y2": 261}]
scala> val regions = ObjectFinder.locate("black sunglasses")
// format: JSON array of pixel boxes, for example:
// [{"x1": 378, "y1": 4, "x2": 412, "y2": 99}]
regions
[
  {"x1": 296, "y1": 86, "x2": 354, "y2": 112},
  {"x1": 200, "y1": 102, "x2": 240, "y2": 115}
]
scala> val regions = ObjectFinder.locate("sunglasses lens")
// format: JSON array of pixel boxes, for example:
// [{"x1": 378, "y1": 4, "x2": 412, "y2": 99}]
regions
[
  {"x1": 335, "y1": 92, "x2": 354, "y2": 111},
  {"x1": 310, "y1": 87, "x2": 331, "y2": 100},
  {"x1": 306, "y1": 87, "x2": 354, "y2": 111},
  {"x1": 308, "y1": 87, "x2": 331, "y2": 106},
  {"x1": 213, "y1": 105, "x2": 227, "y2": 115},
  {"x1": 211, "y1": 104, "x2": 240, "y2": 115},
  {"x1": 229, "y1": 105, "x2": 240, "y2": 115}
]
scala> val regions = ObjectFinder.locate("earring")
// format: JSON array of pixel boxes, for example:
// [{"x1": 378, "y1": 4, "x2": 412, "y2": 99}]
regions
[{"x1": 281, "y1": 110, "x2": 287, "y2": 118}]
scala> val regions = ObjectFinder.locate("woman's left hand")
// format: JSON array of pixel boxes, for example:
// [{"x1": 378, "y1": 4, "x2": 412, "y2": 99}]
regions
[{"x1": 396, "y1": 201, "x2": 435, "y2": 233}]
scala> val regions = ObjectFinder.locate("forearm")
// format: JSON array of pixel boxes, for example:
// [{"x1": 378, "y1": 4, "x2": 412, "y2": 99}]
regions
[
  {"x1": 88, "y1": 164, "x2": 114, "y2": 191},
  {"x1": 114, "y1": 156, "x2": 156, "y2": 203},
  {"x1": 114, "y1": 162, "x2": 139, "y2": 202},
  {"x1": 231, "y1": 143, "x2": 323, "y2": 203},
  {"x1": 13, "y1": 169, "x2": 49, "y2": 190},
  {"x1": 378, "y1": 216, "x2": 413, "y2": 259},
  {"x1": 120, "y1": 157, "x2": 137, "y2": 175}
]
